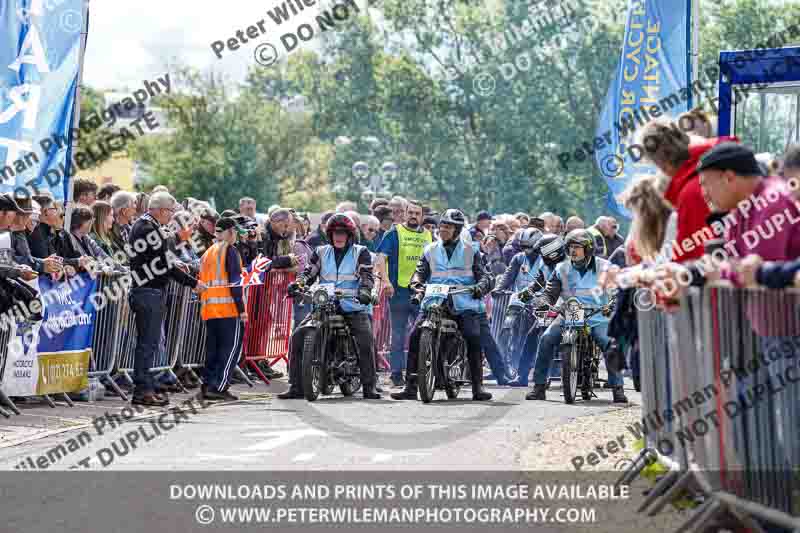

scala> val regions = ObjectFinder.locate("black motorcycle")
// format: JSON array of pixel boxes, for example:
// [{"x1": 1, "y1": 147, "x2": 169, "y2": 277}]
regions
[
  {"x1": 549, "y1": 297, "x2": 614, "y2": 404},
  {"x1": 294, "y1": 287, "x2": 367, "y2": 402},
  {"x1": 416, "y1": 285, "x2": 472, "y2": 403}
]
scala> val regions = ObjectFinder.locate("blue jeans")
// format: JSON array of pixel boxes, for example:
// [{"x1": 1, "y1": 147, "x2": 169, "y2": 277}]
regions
[
  {"x1": 516, "y1": 325, "x2": 542, "y2": 386},
  {"x1": 389, "y1": 289, "x2": 415, "y2": 377},
  {"x1": 129, "y1": 288, "x2": 165, "y2": 396},
  {"x1": 532, "y1": 321, "x2": 622, "y2": 386},
  {"x1": 478, "y1": 314, "x2": 509, "y2": 384},
  {"x1": 293, "y1": 302, "x2": 310, "y2": 327}
]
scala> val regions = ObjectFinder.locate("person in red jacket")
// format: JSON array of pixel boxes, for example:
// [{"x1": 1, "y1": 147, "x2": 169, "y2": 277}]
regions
[{"x1": 635, "y1": 118, "x2": 736, "y2": 263}]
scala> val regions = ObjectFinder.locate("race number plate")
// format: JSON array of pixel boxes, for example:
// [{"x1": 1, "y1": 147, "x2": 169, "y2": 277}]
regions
[
  {"x1": 566, "y1": 308, "x2": 585, "y2": 323},
  {"x1": 425, "y1": 284, "x2": 450, "y2": 298}
]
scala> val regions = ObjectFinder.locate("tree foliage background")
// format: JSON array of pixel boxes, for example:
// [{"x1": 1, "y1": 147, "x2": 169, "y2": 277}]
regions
[{"x1": 112, "y1": 0, "x2": 800, "y2": 218}]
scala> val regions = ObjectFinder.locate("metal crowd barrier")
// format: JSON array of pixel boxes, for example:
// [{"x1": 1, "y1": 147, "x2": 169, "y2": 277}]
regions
[
  {"x1": 241, "y1": 270, "x2": 295, "y2": 384},
  {"x1": 618, "y1": 286, "x2": 800, "y2": 532},
  {"x1": 171, "y1": 288, "x2": 208, "y2": 383},
  {"x1": 90, "y1": 273, "x2": 130, "y2": 400},
  {"x1": 372, "y1": 289, "x2": 392, "y2": 372},
  {"x1": 115, "y1": 279, "x2": 213, "y2": 391}
]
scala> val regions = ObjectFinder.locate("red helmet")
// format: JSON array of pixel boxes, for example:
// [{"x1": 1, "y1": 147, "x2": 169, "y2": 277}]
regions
[{"x1": 325, "y1": 213, "x2": 358, "y2": 242}]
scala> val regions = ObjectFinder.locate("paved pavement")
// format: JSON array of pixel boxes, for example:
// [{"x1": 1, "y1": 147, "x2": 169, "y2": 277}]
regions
[{"x1": 0, "y1": 373, "x2": 641, "y2": 471}]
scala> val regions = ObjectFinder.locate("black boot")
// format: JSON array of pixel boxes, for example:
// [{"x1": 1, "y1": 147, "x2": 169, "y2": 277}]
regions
[
  {"x1": 390, "y1": 377, "x2": 418, "y2": 400},
  {"x1": 525, "y1": 384, "x2": 547, "y2": 400},
  {"x1": 277, "y1": 388, "x2": 304, "y2": 399},
  {"x1": 362, "y1": 383, "x2": 381, "y2": 400},
  {"x1": 612, "y1": 386, "x2": 628, "y2": 403},
  {"x1": 472, "y1": 386, "x2": 492, "y2": 401}
]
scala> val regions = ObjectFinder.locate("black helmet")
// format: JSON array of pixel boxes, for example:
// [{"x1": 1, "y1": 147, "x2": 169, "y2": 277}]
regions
[
  {"x1": 565, "y1": 228, "x2": 595, "y2": 267},
  {"x1": 518, "y1": 228, "x2": 542, "y2": 249},
  {"x1": 440, "y1": 208, "x2": 465, "y2": 226},
  {"x1": 535, "y1": 233, "x2": 565, "y2": 265},
  {"x1": 325, "y1": 213, "x2": 358, "y2": 243},
  {"x1": 439, "y1": 209, "x2": 465, "y2": 242}
]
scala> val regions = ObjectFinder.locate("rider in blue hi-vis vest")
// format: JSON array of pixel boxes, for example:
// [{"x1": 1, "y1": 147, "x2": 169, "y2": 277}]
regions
[
  {"x1": 319, "y1": 244, "x2": 372, "y2": 315},
  {"x1": 506, "y1": 233, "x2": 566, "y2": 387},
  {"x1": 281, "y1": 214, "x2": 381, "y2": 401},
  {"x1": 494, "y1": 228, "x2": 543, "y2": 376},
  {"x1": 525, "y1": 229, "x2": 628, "y2": 404},
  {"x1": 420, "y1": 238, "x2": 484, "y2": 314},
  {"x1": 390, "y1": 209, "x2": 495, "y2": 402}
]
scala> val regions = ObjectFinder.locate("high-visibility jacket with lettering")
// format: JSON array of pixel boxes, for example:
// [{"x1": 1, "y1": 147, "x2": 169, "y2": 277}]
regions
[
  {"x1": 318, "y1": 244, "x2": 370, "y2": 314},
  {"x1": 421, "y1": 239, "x2": 484, "y2": 315},
  {"x1": 508, "y1": 255, "x2": 543, "y2": 308},
  {"x1": 553, "y1": 256, "x2": 612, "y2": 327},
  {"x1": 200, "y1": 242, "x2": 240, "y2": 320},
  {"x1": 396, "y1": 224, "x2": 432, "y2": 288}
]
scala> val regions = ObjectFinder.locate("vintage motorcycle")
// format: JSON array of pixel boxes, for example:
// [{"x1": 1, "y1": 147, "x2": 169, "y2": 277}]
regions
[
  {"x1": 416, "y1": 284, "x2": 472, "y2": 403},
  {"x1": 549, "y1": 297, "x2": 615, "y2": 404},
  {"x1": 294, "y1": 286, "x2": 373, "y2": 402}
]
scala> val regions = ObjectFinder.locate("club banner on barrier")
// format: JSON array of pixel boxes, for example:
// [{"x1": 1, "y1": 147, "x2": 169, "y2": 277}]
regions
[
  {"x1": 0, "y1": 0, "x2": 86, "y2": 201},
  {"x1": 2, "y1": 273, "x2": 96, "y2": 396}
]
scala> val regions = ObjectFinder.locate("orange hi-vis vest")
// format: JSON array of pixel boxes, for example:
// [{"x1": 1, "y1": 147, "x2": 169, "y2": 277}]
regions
[{"x1": 200, "y1": 242, "x2": 241, "y2": 320}]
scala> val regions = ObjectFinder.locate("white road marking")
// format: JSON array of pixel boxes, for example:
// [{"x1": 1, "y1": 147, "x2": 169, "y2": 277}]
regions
[
  {"x1": 292, "y1": 452, "x2": 315, "y2": 462},
  {"x1": 242, "y1": 428, "x2": 326, "y2": 452},
  {"x1": 372, "y1": 453, "x2": 393, "y2": 463}
]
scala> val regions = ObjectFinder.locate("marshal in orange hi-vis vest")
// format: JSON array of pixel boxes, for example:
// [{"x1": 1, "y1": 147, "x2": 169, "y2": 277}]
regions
[{"x1": 200, "y1": 242, "x2": 242, "y2": 320}]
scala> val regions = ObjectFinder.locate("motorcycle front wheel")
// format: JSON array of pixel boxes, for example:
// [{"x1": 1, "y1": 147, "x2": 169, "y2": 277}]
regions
[
  {"x1": 302, "y1": 330, "x2": 326, "y2": 401},
  {"x1": 418, "y1": 329, "x2": 438, "y2": 403},
  {"x1": 560, "y1": 342, "x2": 579, "y2": 404}
]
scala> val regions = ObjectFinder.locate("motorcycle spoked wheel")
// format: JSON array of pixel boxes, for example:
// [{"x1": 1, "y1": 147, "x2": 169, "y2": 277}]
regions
[
  {"x1": 560, "y1": 342, "x2": 579, "y2": 404},
  {"x1": 302, "y1": 330, "x2": 326, "y2": 402},
  {"x1": 417, "y1": 329, "x2": 438, "y2": 403}
]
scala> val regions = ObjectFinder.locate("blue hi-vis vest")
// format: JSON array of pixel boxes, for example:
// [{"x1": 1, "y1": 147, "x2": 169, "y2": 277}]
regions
[
  {"x1": 421, "y1": 239, "x2": 484, "y2": 315},
  {"x1": 319, "y1": 244, "x2": 371, "y2": 315},
  {"x1": 553, "y1": 256, "x2": 612, "y2": 327},
  {"x1": 509, "y1": 254, "x2": 543, "y2": 308}
]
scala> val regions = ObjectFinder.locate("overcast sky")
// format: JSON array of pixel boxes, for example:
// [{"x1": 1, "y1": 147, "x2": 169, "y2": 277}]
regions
[{"x1": 82, "y1": 1, "x2": 291, "y2": 91}]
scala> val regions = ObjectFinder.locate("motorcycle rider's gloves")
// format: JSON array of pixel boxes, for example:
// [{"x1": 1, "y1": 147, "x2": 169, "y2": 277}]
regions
[
  {"x1": 287, "y1": 282, "x2": 303, "y2": 298},
  {"x1": 518, "y1": 289, "x2": 534, "y2": 303}
]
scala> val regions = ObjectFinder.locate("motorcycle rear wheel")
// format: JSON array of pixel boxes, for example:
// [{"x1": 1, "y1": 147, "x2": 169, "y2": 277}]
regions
[{"x1": 418, "y1": 329, "x2": 437, "y2": 403}]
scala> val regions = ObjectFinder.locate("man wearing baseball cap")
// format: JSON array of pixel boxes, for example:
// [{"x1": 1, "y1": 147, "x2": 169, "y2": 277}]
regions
[
  {"x1": 0, "y1": 194, "x2": 38, "y2": 281},
  {"x1": 199, "y1": 217, "x2": 247, "y2": 401}
]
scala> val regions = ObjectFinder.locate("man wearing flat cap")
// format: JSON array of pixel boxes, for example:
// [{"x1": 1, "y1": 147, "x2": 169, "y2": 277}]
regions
[
  {"x1": 695, "y1": 142, "x2": 800, "y2": 278},
  {"x1": 9, "y1": 194, "x2": 61, "y2": 276},
  {"x1": 199, "y1": 217, "x2": 247, "y2": 401}
]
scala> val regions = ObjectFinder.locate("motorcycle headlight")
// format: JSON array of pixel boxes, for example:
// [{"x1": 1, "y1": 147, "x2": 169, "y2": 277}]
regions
[
  {"x1": 567, "y1": 298, "x2": 582, "y2": 313},
  {"x1": 313, "y1": 289, "x2": 330, "y2": 306}
]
